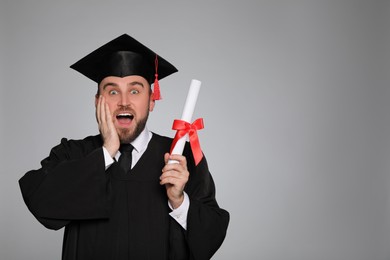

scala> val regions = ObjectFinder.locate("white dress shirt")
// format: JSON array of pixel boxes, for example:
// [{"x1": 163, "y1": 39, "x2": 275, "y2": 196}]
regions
[{"x1": 102, "y1": 127, "x2": 189, "y2": 230}]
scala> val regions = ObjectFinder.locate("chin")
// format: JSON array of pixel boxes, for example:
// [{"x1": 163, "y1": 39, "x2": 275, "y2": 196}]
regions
[
  {"x1": 116, "y1": 112, "x2": 148, "y2": 144},
  {"x1": 117, "y1": 128, "x2": 137, "y2": 144}
]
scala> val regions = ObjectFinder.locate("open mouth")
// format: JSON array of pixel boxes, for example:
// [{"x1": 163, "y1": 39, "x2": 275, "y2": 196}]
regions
[{"x1": 116, "y1": 113, "x2": 134, "y2": 125}]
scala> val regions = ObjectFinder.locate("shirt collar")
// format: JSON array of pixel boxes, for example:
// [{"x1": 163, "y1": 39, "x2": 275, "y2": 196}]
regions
[{"x1": 130, "y1": 126, "x2": 152, "y2": 153}]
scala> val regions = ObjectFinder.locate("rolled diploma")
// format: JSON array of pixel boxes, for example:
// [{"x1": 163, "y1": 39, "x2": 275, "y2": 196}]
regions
[{"x1": 168, "y1": 79, "x2": 202, "y2": 164}]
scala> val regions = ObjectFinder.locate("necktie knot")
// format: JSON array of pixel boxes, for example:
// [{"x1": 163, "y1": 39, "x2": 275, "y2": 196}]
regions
[
  {"x1": 118, "y1": 144, "x2": 133, "y2": 173},
  {"x1": 119, "y1": 144, "x2": 133, "y2": 154}
]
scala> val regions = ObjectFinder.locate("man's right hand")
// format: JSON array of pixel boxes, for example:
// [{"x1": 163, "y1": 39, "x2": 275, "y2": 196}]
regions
[{"x1": 96, "y1": 95, "x2": 120, "y2": 157}]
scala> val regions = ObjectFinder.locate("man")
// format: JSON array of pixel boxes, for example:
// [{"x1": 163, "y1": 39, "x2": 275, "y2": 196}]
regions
[{"x1": 19, "y1": 34, "x2": 229, "y2": 260}]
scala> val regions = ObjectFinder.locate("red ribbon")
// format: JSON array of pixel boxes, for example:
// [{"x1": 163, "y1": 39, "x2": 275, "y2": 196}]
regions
[{"x1": 170, "y1": 118, "x2": 204, "y2": 165}]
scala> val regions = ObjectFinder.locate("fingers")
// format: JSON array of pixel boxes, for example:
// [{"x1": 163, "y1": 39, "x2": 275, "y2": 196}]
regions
[
  {"x1": 100, "y1": 96, "x2": 106, "y2": 126},
  {"x1": 96, "y1": 95, "x2": 119, "y2": 157},
  {"x1": 96, "y1": 95, "x2": 102, "y2": 124},
  {"x1": 96, "y1": 95, "x2": 112, "y2": 130},
  {"x1": 102, "y1": 96, "x2": 115, "y2": 130},
  {"x1": 164, "y1": 153, "x2": 187, "y2": 167},
  {"x1": 161, "y1": 153, "x2": 189, "y2": 186},
  {"x1": 160, "y1": 155, "x2": 189, "y2": 208},
  {"x1": 104, "y1": 98, "x2": 113, "y2": 128},
  {"x1": 160, "y1": 169, "x2": 188, "y2": 185},
  {"x1": 100, "y1": 95, "x2": 108, "y2": 127},
  {"x1": 96, "y1": 95, "x2": 106, "y2": 128}
]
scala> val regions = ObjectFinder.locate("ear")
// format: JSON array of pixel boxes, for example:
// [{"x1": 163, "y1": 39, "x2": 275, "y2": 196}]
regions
[{"x1": 149, "y1": 94, "x2": 155, "y2": 112}]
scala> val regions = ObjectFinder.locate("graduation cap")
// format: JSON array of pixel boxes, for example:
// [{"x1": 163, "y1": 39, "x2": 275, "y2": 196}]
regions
[{"x1": 70, "y1": 34, "x2": 178, "y2": 100}]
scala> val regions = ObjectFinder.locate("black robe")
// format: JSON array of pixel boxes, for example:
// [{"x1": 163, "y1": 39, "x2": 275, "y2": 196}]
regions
[{"x1": 19, "y1": 133, "x2": 229, "y2": 260}]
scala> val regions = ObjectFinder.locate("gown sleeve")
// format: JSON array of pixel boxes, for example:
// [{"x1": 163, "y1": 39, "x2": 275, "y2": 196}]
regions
[
  {"x1": 183, "y1": 147, "x2": 230, "y2": 260},
  {"x1": 19, "y1": 137, "x2": 111, "y2": 230}
]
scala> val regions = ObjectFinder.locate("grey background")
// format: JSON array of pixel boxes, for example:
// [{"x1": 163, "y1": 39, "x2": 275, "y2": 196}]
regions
[{"x1": 1, "y1": 1, "x2": 389, "y2": 259}]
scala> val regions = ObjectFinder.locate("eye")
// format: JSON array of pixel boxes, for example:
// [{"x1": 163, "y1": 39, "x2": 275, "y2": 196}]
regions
[
  {"x1": 130, "y1": 89, "x2": 139, "y2": 95},
  {"x1": 109, "y1": 90, "x2": 119, "y2": 95}
]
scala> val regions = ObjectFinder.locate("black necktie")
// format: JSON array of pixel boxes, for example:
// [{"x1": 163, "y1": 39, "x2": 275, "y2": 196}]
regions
[{"x1": 118, "y1": 144, "x2": 133, "y2": 173}]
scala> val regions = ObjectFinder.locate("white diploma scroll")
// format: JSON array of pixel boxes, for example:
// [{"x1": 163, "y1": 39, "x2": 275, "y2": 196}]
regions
[{"x1": 168, "y1": 79, "x2": 202, "y2": 164}]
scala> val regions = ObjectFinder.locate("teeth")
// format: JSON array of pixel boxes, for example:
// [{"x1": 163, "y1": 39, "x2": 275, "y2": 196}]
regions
[{"x1": 118, "y1": 113, "x2": 132, "y2": 117}]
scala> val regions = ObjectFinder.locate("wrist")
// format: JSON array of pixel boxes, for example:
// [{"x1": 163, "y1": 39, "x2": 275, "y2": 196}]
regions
[
  {"x1": 104, "y1": 145, "x2": 118, "y2": 158},
  {"x1": 169, "y1": 194, "x2": 184, "y2": 209}
]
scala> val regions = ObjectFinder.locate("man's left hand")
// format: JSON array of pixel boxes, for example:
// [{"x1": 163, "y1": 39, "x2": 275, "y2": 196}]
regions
[{"x1": 160, "y1": 153, "x2": 189, "y2": 209}]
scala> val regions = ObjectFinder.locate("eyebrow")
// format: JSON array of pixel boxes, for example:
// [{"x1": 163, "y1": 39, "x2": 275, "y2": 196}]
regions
[
  {"x1": 128, "y1": 81, "x2": 144, "y2": 88},
  {"x1": 101, "y1": 81, "x2": 144, "y2": 90},
  {"x1": 102, "y1": 82, "x2": 118, "y2": 90}
]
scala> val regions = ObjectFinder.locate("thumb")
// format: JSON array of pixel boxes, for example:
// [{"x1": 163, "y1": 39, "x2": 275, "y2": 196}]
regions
[{"x1": 164, "y1": 153, "x2": 170, "y2": 164}]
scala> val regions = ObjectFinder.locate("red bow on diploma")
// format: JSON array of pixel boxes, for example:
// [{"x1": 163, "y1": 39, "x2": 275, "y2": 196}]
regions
[{"x1": 170, "y1": 118, "x2": 204, "y2": 165}]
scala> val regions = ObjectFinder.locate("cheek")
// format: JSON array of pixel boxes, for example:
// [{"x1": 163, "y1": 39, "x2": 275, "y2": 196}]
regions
[
  {"x1": 132, "y1": 100, "x2": 150, "y2": 115},
  {"x1": 102, "y1": 97, "x2": 118, "y2": 112},
  {"x1": 108, "y1": 102, "x2": 117, "y2": 113}
]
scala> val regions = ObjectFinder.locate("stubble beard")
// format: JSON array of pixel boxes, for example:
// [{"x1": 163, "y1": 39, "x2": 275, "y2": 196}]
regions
[{"x1": 117, "y1": 109, "x2": 149, "y2": 144}]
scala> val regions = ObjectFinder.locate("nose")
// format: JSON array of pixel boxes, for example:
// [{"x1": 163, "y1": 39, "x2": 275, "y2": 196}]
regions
[{"x1": 118, "y1": 93, "x2": 130, "y2": 108}]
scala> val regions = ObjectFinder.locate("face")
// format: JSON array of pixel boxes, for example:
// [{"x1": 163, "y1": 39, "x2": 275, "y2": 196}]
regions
[{"x1": 95, "y1": 75, "x2": 155, "y2": 144}]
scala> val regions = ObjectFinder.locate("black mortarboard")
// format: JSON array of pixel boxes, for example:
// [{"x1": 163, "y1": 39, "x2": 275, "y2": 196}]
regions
[{"x1": 70, "y1": 34, "x2": 178, "y2": 100}]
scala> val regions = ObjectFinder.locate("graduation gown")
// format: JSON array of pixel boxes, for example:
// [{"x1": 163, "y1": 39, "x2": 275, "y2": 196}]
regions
[{"x1": 19, "y1": 133, "x2": 229, "y2": 260}]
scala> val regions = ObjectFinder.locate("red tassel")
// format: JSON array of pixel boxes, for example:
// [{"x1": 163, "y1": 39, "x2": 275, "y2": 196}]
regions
[
  {"x1": 153, "y1": 55, "x2": 162, "y2": 100},
  {"x1": 153, "y1": 75, "x2": 161, "y2": 100}
]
